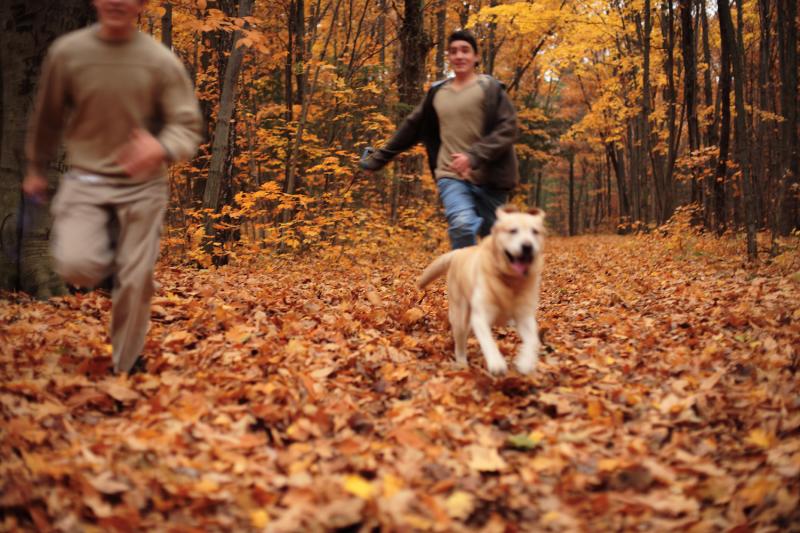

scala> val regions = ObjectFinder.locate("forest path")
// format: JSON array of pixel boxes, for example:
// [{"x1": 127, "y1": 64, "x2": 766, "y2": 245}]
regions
[{"x1": 1, "y1": 234, "x2": 798, "y2": 531}]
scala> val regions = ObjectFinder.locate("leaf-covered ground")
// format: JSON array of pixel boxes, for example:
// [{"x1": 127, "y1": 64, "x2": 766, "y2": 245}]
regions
[{"x1": 2, "y1": 234, "x2": 799, "y2": 532}]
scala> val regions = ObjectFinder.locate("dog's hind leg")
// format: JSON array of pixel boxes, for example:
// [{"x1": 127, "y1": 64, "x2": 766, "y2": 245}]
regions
[
  {"x1": 514, "y1": 313, "x2": 540, "y2": 375},
  {"x1": 449, "y1": 302, "x2": 469, "y2": 367},
  {"x1": 470, "y1": 309, "x2": 507, "y2": 375}
]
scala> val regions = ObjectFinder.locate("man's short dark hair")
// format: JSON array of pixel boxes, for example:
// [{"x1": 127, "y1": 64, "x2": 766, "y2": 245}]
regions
[{"x1": 447, "y1": 30, "x2": 478, "y2": 54}]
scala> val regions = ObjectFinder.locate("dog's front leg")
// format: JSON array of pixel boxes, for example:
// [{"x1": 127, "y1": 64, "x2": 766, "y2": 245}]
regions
[
  {"x1": 449, "y1": 303, "x2": 469, "y2": 367},
  {"x1": 470, "y1": 310, "x2": 507, "y2": 375},
  {"x1": 514, "y1": 313, "x2": 540, "y2": 375}
]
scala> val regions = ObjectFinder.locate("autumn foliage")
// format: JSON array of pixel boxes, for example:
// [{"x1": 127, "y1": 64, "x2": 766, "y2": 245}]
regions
[
  {"x1": 2, "y1": 226, "x2": 799, "y2": 530},
  {"x1": 1, "y1": 0, "x2": 800, "y2": 530},
  {"x1": 131, "y1": 0, "x2": 799, "y2": 265}
]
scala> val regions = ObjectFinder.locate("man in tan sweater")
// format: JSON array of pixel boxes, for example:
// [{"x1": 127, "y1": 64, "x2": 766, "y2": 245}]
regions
[{"x1": 23, "y1": 0, "x2": 202, "y2": 374}]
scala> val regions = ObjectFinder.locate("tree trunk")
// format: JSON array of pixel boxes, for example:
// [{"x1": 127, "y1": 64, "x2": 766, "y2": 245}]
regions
[
  {"x1": 757, "y1": 0, "x2": 779, "y2": 249},
  {"x1": 699, "y1": 0, "x2": 715, "y2": 147},
  {"x1": 161, "y1": 2, "x2": 173, "y2": 49},
  {"x1": 395, "y1": 0, "x2": 429, "y2": 219},
  {"x1": 294, "y1": 0, "x2": 305, "y2": 104},
  {"x1": 639, "y1": 2, "x2": 654, "y2": 225},
  {"x1": 608, "y1": 143, "x2": 631, "y2": 227},
  {"x1": 378, "y1": 0, "x2": 387, "y2": 84},
  {"x1": 202, "y1": 0, "x2": 253, "y2": 245},
  {"x1": 0, "y1": 0, "x2": 93, "y2": 296},
  {"x1": 680, "y1": 0, "x2": 701, "y2": 205},
  {"x1": 657, "y1": 0, "x2": 677, "y2": 223},
  {"x1": 777, "y1": 0, "x2": 799, "y2": 234},
  {"x1": 435, "y1": 0, "x2": 446, "y2": 79},
  {"x1": 483, "y1": 0, "x2": 498, "y2": 77},
  {"x1": 535, "y1": 169, "x2": 544, "y2": 209},
  {"x1": 568, "y1": 153, "x2": 576, "y2": 237},
  {"x1": 700, "y1": 0, "x2": 718, "y2": 228},
  {"x1": 719, "y1": 0, "x2": 756, "y2": 259},
  {"x1": 283, "y1": 0, "x2": 341, "y2": 208},
  {"x1": 398, "y1": 0, "x2": 428, "y2": 108},
  {"x1": 285, "y1": 2, "x2": 294, "y2": 121},
  {"x1": 714, "y1": 2, "x2": 732, "y2": 236}
]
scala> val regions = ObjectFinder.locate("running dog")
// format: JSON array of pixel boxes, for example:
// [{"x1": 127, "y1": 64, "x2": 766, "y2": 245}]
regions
[{"x1": 418, "y1": 205, "x2": 545, "y2": 375}]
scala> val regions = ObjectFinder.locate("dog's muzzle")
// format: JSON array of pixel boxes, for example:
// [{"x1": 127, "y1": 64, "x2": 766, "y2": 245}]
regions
[{"x1": 505, "y1": 244, "x2": 535, "y2": 276}]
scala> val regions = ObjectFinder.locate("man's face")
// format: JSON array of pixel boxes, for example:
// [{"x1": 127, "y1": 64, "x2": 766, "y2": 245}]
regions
[
  {"x1": 447, "y1": 40, "x2": 478, "y2": 75},
  {"x1": 93, "y1": 0, "x2": 145, "y2": 33}
]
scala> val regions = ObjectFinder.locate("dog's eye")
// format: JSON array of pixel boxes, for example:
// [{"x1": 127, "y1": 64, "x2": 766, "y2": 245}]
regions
[
  {"x1": 509, "y1": 228, "x2": 518, "y2": 235},
  {"x1": 532, "y1": 228, "x2": 540, "y2": 235}
]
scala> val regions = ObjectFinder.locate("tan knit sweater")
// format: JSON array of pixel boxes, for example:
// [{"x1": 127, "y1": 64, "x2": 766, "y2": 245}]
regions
[{"x1": 26, "y1": 24, "x2": 202, "y2": 178}]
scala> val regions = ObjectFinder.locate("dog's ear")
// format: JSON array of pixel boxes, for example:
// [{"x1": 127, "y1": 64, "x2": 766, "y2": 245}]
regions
[
  {"x1": 528, "y1": 207, "x2": 546, "y2": 218},
  {"x1": 496, "y1": 204, "x2": 519, "y2": 219}
]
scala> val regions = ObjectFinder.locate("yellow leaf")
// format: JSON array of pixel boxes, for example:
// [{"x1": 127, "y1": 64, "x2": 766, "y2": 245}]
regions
[
  {"x1": 403, "y1": 307, "x2": 424, "y2": 324},
  {"x1": 739, "y1": 476, "x2": 780, "y2": 507},
  {"x1": 250, "y1": 509, "x2": 269, "y2": 528},
  {"x1": 286, "y1": 339, "x2": 306, "y2": 357},
  {"x1": 195, "y1": 478, "x2": 219, "y2": 493},
  {"x1": 587, "y1": 398, "x2": 603, "y2": 419},
  {"x1": 527, "y1": 430, "x2": 545, "y2": 445},
  {"x1": 343, "y1": 475, "x2": 375, "y2": 499},
  {"x1": 445, "y1": 491, "x2": 474, "y2": 520},
  {"x1": 598, "y1": 458, "x2": 622, "y2": 472},
  {"x1": 382, "y1": 473, "x2": 403, "y2": 498},
  {"x1": 542, "y1": 511, "x2": 562, "y2": 524},
  {"x1": 745, "y1": 428, "x2": 774, "y2": 449}
]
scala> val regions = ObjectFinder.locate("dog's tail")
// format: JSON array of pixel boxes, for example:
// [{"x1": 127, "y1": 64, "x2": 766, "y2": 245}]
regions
[{"x1": 417, "y1": 250, "x2": 458, "y2": 289}]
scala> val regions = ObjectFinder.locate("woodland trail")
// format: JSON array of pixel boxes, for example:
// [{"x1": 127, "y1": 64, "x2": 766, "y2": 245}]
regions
[{"x1": 1, "y1": 234, "x2": 799, "y2": 531}]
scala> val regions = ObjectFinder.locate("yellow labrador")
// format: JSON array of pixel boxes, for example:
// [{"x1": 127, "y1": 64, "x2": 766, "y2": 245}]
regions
[{"x1": 418, "y1": 205, "x2": 545, "y2": 375}]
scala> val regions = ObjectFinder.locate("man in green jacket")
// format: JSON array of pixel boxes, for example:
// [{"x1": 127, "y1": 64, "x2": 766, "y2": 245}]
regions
[
  {"x1": 23, "y1": 0, "x2": 202, "y2": 374},
  {"x1": 361, "y1": 30, "x2": 519, "y2": 249}
]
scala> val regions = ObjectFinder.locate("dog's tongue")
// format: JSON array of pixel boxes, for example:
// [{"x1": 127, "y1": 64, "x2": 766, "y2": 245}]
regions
[{"x1": 511, "y1": 261, "x2": 528, "y2": 276}]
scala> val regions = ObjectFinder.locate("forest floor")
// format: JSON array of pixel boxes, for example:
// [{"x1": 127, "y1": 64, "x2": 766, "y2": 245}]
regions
[{"x1": 1, "y1": 231, "x2": 799, "y2": 532}]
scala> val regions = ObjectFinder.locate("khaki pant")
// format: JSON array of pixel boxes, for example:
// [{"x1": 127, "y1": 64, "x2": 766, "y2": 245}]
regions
[{"x1": 51, "y1": 174, "x2": 168, "y2": 373}]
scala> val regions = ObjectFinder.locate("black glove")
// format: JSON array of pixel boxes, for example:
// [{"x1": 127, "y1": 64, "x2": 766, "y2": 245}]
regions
[{"x1": 359, "y1": 146, "x2": 377, "y2": 170}]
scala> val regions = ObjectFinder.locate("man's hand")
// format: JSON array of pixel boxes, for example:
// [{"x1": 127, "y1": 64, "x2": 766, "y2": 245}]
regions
[
  {"x1": 116, "y1": 129, "x2": 168, "y2": 181},
  {"x1": 449, "y1": 152, "x2": 473, "y2": 181},
  {"x1": 22, "y1": 172, "x2": 48, "y2": 204}
]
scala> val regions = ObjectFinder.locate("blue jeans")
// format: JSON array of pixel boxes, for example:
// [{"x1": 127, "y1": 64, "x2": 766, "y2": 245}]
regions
[{"x1": 437, "y1": 177, "x2": 508, "y2": 249}]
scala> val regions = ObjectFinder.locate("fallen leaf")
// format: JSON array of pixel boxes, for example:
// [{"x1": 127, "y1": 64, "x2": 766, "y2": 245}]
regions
[
  {"x1": 225, "y1": 323, "x2": 253, "y2": 344},
  {"x1": 97, "y1": 380, "x2": 140, "y2": 402},
  {"x1": 444, "y1": 490, "x2": 474, "y2": 520},
  {"x1": 162, "y1": 329, "x2": 195, "y2": 346},
  {"x1": 286, "y1": 338, "x2": 306, "y2": 357},
  {"x1": 250, "y1": 509, "x2": 269, "y2": 528},
  {"x1": 506, "y1": 433, "x2": 541, "y2": 451},
  {"x1": 88, "y1": 471, "x2": 129, "y2": 495},
  {"x1": 403, "y1": 307, "x2": 424, "y2": 324},
  {"x1": 745, "y1": 428, "x2": 774, "y2": 449},
  {"x1": 342, "y1": 475, "x2": 375, "y2": 499},
  {"x1": 466, "y1": 445, "x2": 507, "y2": 472}
]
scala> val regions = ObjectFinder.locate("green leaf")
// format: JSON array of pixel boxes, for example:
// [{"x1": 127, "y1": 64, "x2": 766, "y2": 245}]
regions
[{"x1": 506, "y1": 433, "x2": 541, "y2": 451}]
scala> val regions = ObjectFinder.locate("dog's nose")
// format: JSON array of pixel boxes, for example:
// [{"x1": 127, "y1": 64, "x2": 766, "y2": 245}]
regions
[{"x1": 521, "y1": 243, "x2": 533, "y2": 257}]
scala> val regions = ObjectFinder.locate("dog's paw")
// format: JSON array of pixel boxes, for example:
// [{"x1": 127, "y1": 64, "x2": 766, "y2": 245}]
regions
[
  {"x1": 486, "y1": 357, "x2": 508, "y2": 375},
  {"x1": 514, "y1": 355, "x2": 538, "y2": 375}
]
